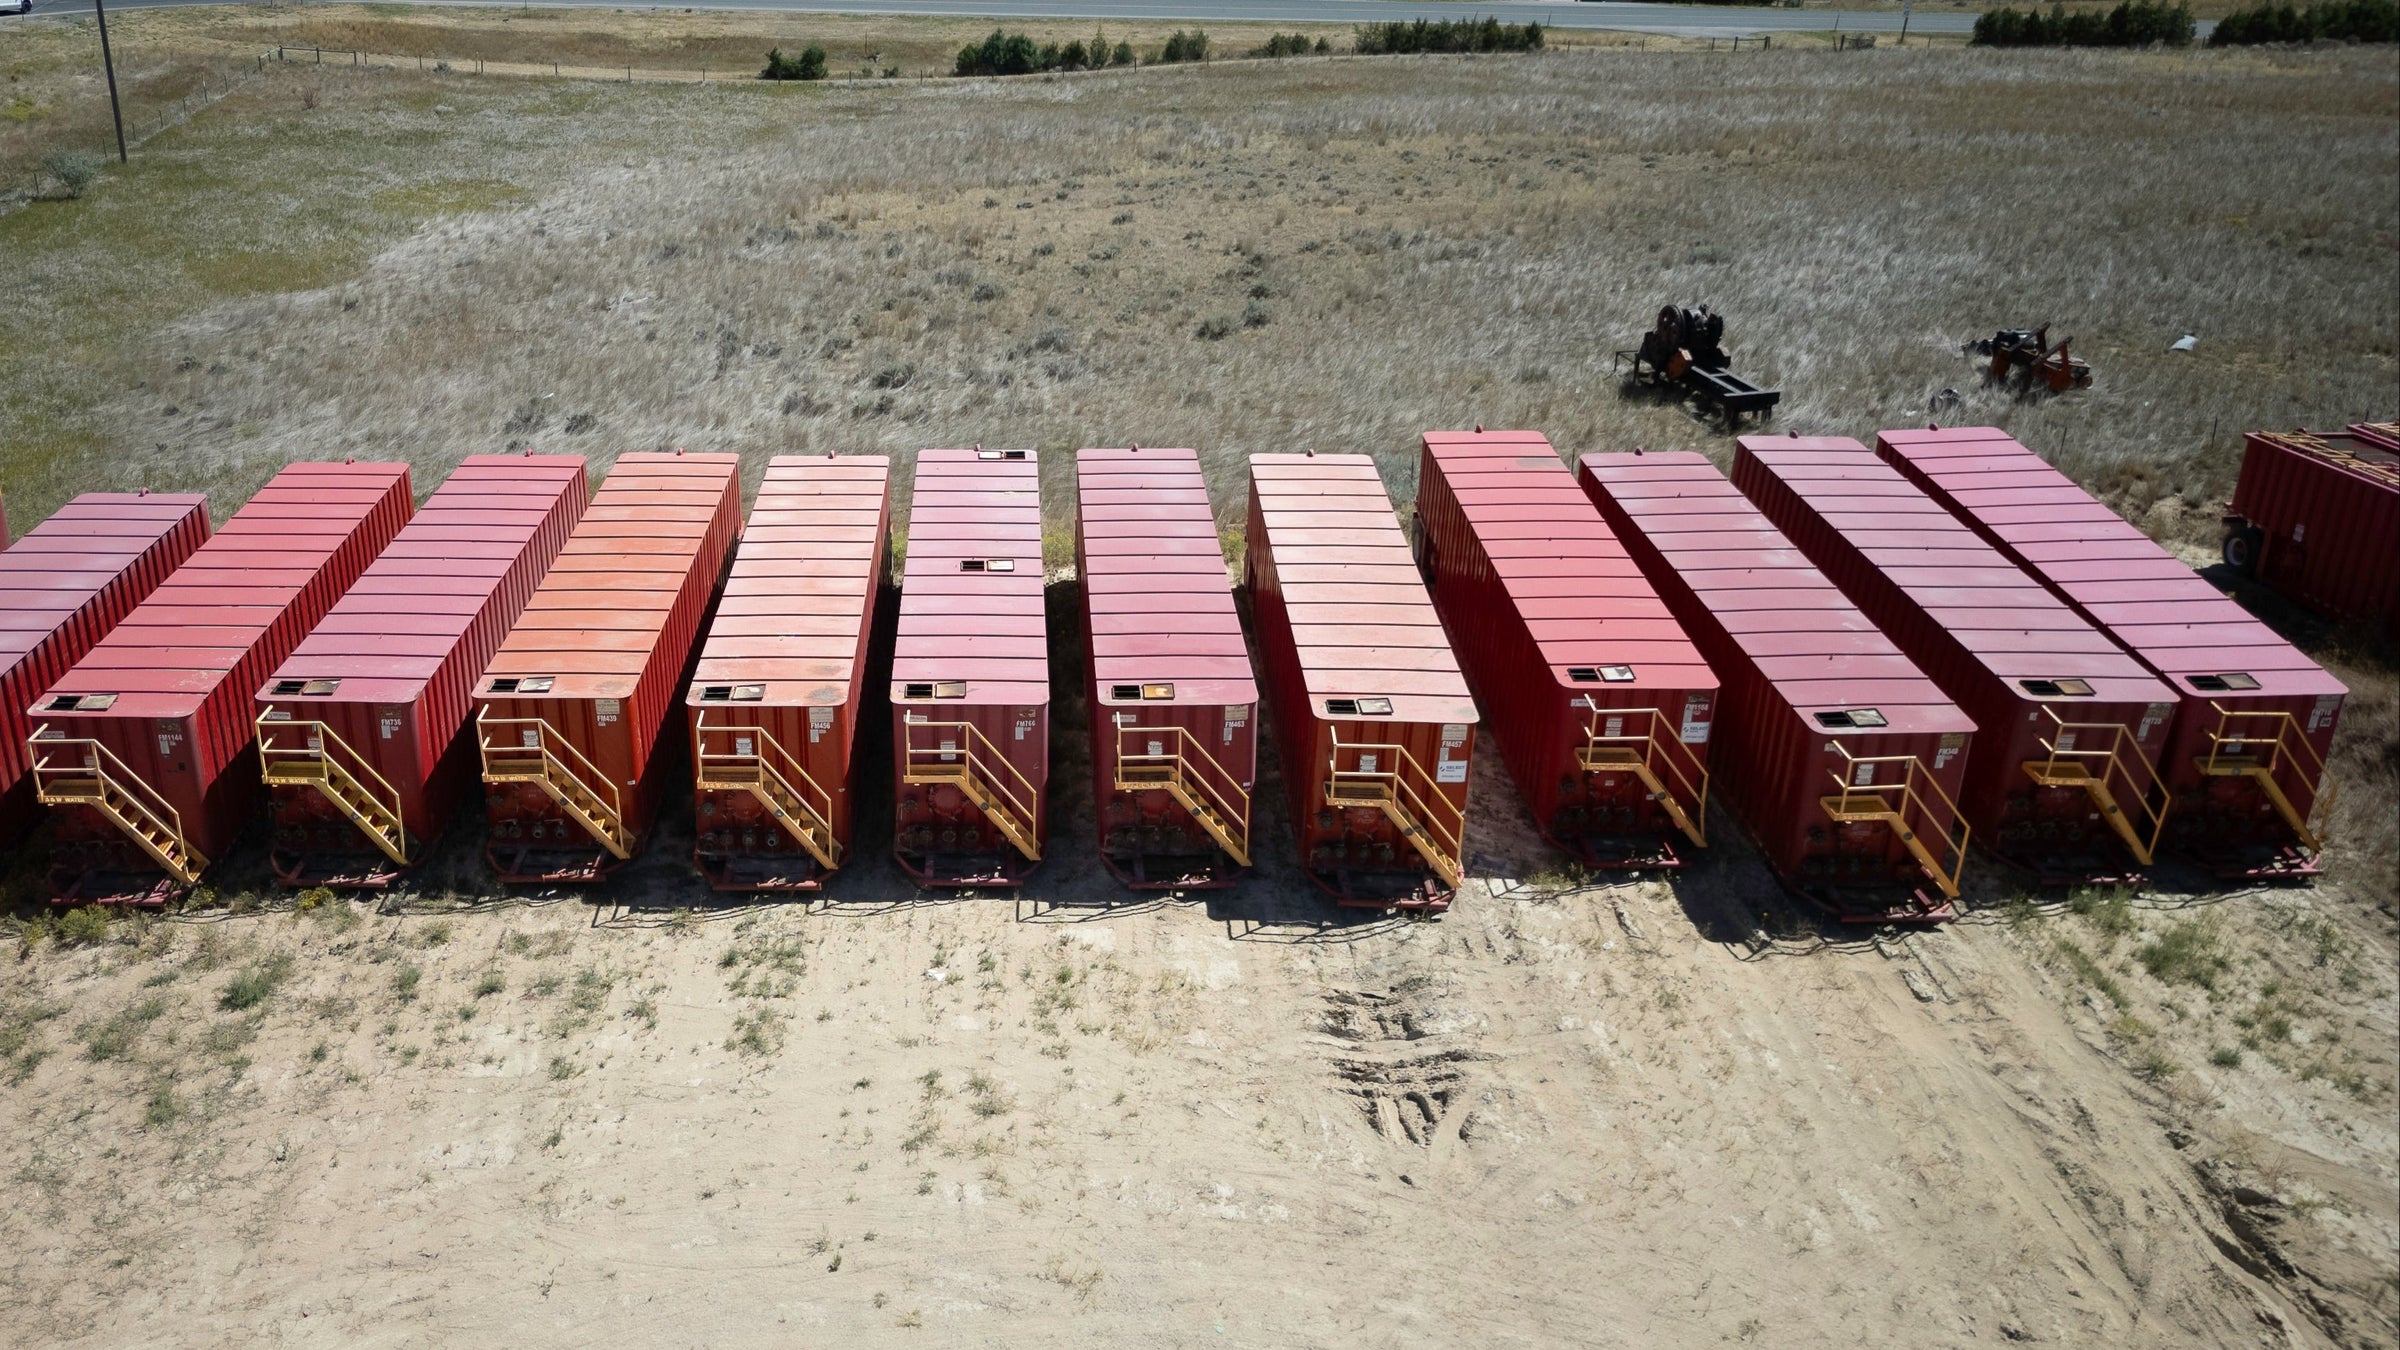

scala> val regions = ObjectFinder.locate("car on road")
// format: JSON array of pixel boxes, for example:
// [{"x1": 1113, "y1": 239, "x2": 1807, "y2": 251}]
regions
[{"x1": 5, "y1": 1, "x2": 32, "y2": 17}]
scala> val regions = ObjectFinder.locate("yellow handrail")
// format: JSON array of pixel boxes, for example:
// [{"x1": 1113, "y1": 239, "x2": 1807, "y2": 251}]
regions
[
  {"x1": 901, "y1": 713, "x2": 1042, "y2": 857},
  {"x1": 256, "y1": 711, "x2": 410, "y2": 863},
  {"x1": 476, "y1": 708, "x2": 629, "y2": 854},
  {"x1": 1819, "y1": 746, "x2": 1969, "y2": 899},
  {"x1": 1576, "y1": 701, "x2": 1709, "y2": 847},
  {"x1": 2020, "y1": 708, "x2": 2169, "y2": 865},
  {"x1": 1325, "y1": 731, "x2": 1465, "y2": 888},
  {"x1": 2198, "y1": 702, "x2": 2336, "y2": 850},
  {"x1": 28, "y1": 723, "x2": 209, "y2": 882},
  {"x1": 694, "y1": 710, "x2": 841, "y2": 870},
  {"x1": 1113, "y1": 722, "x2": 1251, "y2": 865}
]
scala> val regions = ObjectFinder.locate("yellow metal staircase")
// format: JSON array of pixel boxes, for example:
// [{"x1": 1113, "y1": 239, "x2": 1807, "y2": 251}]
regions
[
  {"x1": 1325, "y1": 733, "x2": 1464, "y2": 890},
  {"x1": 1819, "y1": 747, "x2": 1969, "y2": 900},
  {"x1": 1112, "y1": 723, "x2": 1251, "y2": 866},
  {"x1": 901, "y1": 714, "x2": 1041, "y2": 861},
  {"x1": 1575, "y1": 702, "x2": 1709, "y2": 849},
  {"x1": 256, "y1": 712, "x2": 410, "y2": 866},
  {"x1": 2198, "y1": 703, "x2": 2335, "y2": 852},
  {"x1": 694, "y1": 712, "x2": 842, "y2": 872},
  {"x1": 28, "y1": 725, "x2": 210, "y2": 885},
  {"x1": 476, "y1": 708, "x2": 634, "y2": 859},
  {"x1": 2019, "y1": 709, "x2": 2168, "y2": 866}
]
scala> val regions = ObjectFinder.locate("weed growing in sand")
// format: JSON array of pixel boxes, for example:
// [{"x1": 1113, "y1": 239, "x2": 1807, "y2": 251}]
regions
[
  {"x1": 2054, "y1": 940, "x2": 2128, "y2": 1009},
  {"x1": 143, "y1": 1080, "x2": 182, "y2": 1129},
  {"x1": 55, "y1": 906, "x2": 112, "y2": 947},
  {"x1": 2066, "y1": 887, "x2": 2135, "y2": 942},
  {"x1": 626, "y1": 997, "x2": 659, "y2": 1030},
  {"x1": 2139, "y1": 918, "x2": 2230, "y2": 991},
  {"x1": 474, "y1": 970, "x2": 506, "y2": 998},
  {"x1": 220, "y1": 955, "x2": 294, "y2": 1012},
  {"x1": 0, "y1": 996, "x2": 63, "y2": 1082},
  {"x1": 726, "y1": 1007, "x2": 786, "y2": 1057},
  {"x1": 392, "y1": 963, "x2": 424, "y2": 1004}
]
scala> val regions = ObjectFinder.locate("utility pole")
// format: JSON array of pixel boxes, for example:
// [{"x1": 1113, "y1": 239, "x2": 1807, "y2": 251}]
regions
[
  {"x1": 94, "y1": 0, "x2": 129, "y2": 163},
  {"x1": 1899, "y1": 1, "x2": 1913, "y2": 45}
]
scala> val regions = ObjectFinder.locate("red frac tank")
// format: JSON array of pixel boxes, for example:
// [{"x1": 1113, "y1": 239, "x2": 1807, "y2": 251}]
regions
[
  {"x1": 1878, "y1": 425, "x2": 2348, "y2": 878},
  {"x1": 1734, "y1": 435, "x2": 2178, "y2": 886},
  {"x1": 890, "y1": 448, "x2": 1049, "y2": 888},
  {"x1": 30, "y1": 461, "x2": 414, "y2": 903},
  {"x1": 0, "y1": 492, "x2": 211, "y2": 843},
  {"x1": 473, "y1": 452, "x2": 740, "y2": 884},
  {"x1": 1247, "y1": 452, "x2": 1477, "y2": 911},
  {"x1": 688, "y1": 453, "x2": 890, "y2": 892},
  {"x1": 2225, "y1": 425, "x2": 2397, "y2": 640},
  {"x1": 1414, "y1": 430, "x2": 1716, "y2": 871},
  {"x1": 256, "y1": 454, "x2": 589, "y2": 887},
  {"x1": 1077, "y1": 446, "x2": 1258, "y2": 890},
  {"x1": 1581, "y1": 451, "x2": 1976, "y2": 921}
]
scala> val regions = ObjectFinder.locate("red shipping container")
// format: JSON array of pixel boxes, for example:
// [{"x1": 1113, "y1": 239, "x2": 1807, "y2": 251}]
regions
[
  {"x1": 1077, "y1": 447, "x2": 1258, "y2": 889},
  {"x1": 1879, "y1": 426, "x2": 2349, "y2": 878},
  {"x1": 1581, "y1": 451, "x2": 1976, "y2": 921},
  {"x1": 891, "y1": 447, "x2": 1048, "y2": 887},
  {"x1": 30, "y1": 462, "x2": 413, "y2": 903},
  {"x1": 474, "y1": 451, "x2": 739, "y2": 883},
  {"x1": 688, "y1": 454, "x2": 890, "y2": 893},
  {"x1": 1415, "y1": 430, "x2": 1715, "y2": 871},
  {"x1": 0, "y1": 492, "x2": 211, "y2": 843},
  {"x1": 1248, "y1": 453, "x2": 1478, "y2": 910},
  {"x1": 1733, "y1": 436, "x2": 2178, "y2": 886},
  {"x1": 2222, "y1": 426, "x2": 2398, "y2": 639},
  {"x1": 256, "y1": 454, "x2": 589, "y2": 887}
]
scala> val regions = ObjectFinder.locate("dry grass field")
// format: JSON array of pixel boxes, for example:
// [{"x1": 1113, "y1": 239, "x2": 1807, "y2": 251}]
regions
[{"x1": 0, "y1": 17, "x2": 2395, "y2": 1349}]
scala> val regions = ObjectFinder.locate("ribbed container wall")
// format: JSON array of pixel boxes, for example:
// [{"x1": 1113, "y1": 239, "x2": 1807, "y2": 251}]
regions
[
  {"x1": 1733, "y1": 437, "x2": 2176, "y2": 884},
  {"x1": 1247, "y1": 453, "x2": 1478, "y2": 909},
  {"x1": 475, "y1": 452, "x2": 740, "y2": 882},
  {"x1": 1, "y1": 493, "x2": 211, "y2": 841},
  {"x1": 890, "y1": 448, "x2": 1049, "y2": 887},
  {"x1": 1414, "y1": 430, "x2": 1716, "y2": 869},
  {"x1": 2229, "y1": 428, "x2": 2398, "y2": 639},
  {"x1": 1580, "y1": 452, "x2": 1976, "y2": 917},
  {"x1": 687, "y1": 454, "x2": 889, "y2": 891},
  {"x1": 257, "y1": 455, "x2": 589, "y2": 882},
  {"x1": 1877, "y1": 426, "x2": 2349, "y2": 876},
  {"x1": 1077, "y1": 447, "x2": 1258, "y2": 889},
  {"x1": 33, "y1": 463, "x2": 414, "y2": 896}
]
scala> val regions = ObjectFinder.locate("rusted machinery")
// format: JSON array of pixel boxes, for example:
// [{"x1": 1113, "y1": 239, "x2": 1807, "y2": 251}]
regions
[
  {"x1": 1971, "y1": 326, "x2": 2091, "y2": 395},
  {"x1": 1620, "y1": 305, "x2": 1782, "y2": 428}
]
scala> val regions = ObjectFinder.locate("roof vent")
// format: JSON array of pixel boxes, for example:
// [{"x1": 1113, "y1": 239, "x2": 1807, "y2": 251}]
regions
[
  {"x1": 1815, "y1": 708, "x2": 1888, "y2": 729},
  {"x1": 271, "y1": 679, "x2": 308, "y2": 697},
  {"x1": 1327, "y1": 696, "x2": 1394, "y2": 716},
  {"x1": 701, "y1": 684, "x2": 766, "y2": 702},
  {"x1": 2188, "y1": 672, "x2": 2261, "y2": 692},
  {"x1": 1596, "y1": 665, "x2": 1636, "y2": 683},
  {"x1": 488, "y1": 676, "x2": 554, "y2": 695},
  {"x1": 1108, "y1": 683, "x2": 1175, "y2": 701},
  {"x1": 46, "y1": 693, "x2": 116, "y2": 712},
  {"x1": 2019, "y1": 678, "x2": 2095, "y2": 697},
  {"x1": 903, "y1": 681, "x2": 969, "y2": 700},
  {"x1": 1568, "y1": 668, "x2": 1600, "y2": 683},
  {"x1": 959, "y1": 558, "x2": 1016, "y2": 573},
  {"x1": 974, "y1": 448, "x2": 1029, "y2": 461}
]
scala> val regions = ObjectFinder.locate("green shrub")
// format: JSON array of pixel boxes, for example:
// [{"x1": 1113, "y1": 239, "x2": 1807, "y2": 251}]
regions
[
  {"x1": 1156, "y1": 30, "x2": 1211, "y2": 63},
  {"x1": 41, "y1": 150, "x2": 99, "y2": 200},
  {"x1": 1354, "y1": 18, "x2": 1545, "y2": 55},
  {"x1": 1972, "y1": 1, "x2": 2195, "y2": 46},
  {"x1": 2210, "y1": 0, "x2": 2397, "y2": 43},
  {"x1": 761, "y1": 45, "x2": 828, "y2": 80},
  {"x1": 1252, "y1": 33, "x2": 1316, "y2": 57},
  {"x1": 956, "y1": 30, "x2": 1042, "y2": 76},
  {"x1": 55, "y1": 905, "x2": 111, "y2": 946},
  {"x1": 1111, "y1": 41, "x2": 1137, "y2": 66}
]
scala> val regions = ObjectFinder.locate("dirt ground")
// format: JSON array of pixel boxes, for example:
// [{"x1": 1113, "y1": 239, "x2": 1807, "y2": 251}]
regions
[{"x1": 0, "y1": 24, "x2": 2394, "y2": 1350}]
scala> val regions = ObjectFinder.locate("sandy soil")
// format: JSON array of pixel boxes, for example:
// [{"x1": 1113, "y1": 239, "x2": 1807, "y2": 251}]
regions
[{"x1": 2, "y1": 702, "x2": 2392, "y2": 1347}]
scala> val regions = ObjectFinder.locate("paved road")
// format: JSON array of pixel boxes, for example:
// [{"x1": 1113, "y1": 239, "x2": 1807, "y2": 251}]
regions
[{"x1": 14, "y1": 0, "x2": 1983, "y2": 38}]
